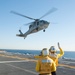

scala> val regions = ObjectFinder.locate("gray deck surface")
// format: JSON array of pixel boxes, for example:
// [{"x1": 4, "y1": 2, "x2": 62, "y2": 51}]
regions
[{"x1": 0, "y1": 55, "x2": 75, "y2": 75}]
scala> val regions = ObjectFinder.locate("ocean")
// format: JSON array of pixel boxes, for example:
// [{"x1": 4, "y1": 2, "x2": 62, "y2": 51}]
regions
[{"x1": 0, "y1": 49, "x2": 75, "y2": 59}]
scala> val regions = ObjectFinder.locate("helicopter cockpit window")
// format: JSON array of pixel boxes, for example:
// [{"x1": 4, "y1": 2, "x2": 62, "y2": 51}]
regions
[
  {"x1": 40, "y1": 20, "x2": 43, "y2": 22},
  {"x1": 40, "y1": 20, "x2": 44, "y2": 24},
  {"x1": 37, "y1": 22, "x2": 39, "y2": 25},
  {"x1": 42, "y1": 20, "x2": 45, "y2": 24}
]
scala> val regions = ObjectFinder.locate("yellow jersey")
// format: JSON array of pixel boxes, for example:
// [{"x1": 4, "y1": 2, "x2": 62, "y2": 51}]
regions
[
  {"x1": 35, "y1": 48, "x2": 64, "y2": 66},
  {"x1": 36, "y1": 56, "x2": 56, "y2": 74}
]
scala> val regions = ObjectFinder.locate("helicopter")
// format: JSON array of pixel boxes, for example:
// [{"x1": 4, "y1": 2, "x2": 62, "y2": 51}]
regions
[{"x1": 11, "y1": 7, "x2": 57, "y2": 39}]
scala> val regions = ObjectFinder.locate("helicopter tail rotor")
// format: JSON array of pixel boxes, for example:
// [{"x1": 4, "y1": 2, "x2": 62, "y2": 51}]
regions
[{"x1": 19, "y1": 30, "x2": 23, "y2": 35}]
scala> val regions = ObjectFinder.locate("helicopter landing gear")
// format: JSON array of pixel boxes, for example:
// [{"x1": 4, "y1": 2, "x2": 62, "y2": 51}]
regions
[{"x1": 43, "y1": 29, "x2": 45, "y2": 32}]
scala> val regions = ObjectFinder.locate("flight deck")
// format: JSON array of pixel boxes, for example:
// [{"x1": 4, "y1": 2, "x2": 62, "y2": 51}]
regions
[{"x1": 0, "y1": 54, "x2": 75, "y2": 75}]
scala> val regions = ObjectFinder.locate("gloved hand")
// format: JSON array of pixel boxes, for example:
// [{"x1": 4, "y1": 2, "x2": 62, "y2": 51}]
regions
[{"x1": 58, "y1": 42, "x2": 60, "y2": 49}]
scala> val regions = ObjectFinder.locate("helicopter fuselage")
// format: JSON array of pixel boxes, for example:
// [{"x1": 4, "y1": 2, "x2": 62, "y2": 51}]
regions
[
  {"x1": 12, "y1": 7, "x2": 57, "y2": 39},
  {"x1": 29, "y1": 20, "x2": 49, "y2": 33},
  {"x1": 16, "y1": 20, "x2": 49, "y2": 39}
]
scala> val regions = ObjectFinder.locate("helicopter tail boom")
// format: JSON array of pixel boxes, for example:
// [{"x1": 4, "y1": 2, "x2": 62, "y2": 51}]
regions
[
  {"x1": 16, "y1": 30, "x2": 27, "y2": 38},
  {"x1": 16, "y1": 34, "x2": 27, "y2": 39}
]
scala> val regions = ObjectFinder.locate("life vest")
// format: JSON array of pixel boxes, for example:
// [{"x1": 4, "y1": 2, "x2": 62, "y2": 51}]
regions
[
  {"x1": 39, "y1": 56, "x2": 53, "y2": 74},
  {"x1": 49, "y1": 53, "x2": 58, "y2": 66}
]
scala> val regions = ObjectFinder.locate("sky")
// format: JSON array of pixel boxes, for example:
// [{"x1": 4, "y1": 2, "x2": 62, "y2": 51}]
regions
[{"x1": 0, "y1": 0, "x2": 75, "y2": 51}]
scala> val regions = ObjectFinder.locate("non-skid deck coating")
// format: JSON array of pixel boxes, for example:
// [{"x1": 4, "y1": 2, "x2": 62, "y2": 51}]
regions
[{"x1": 0, "y1": 54, "x2": 75, "y2": 75}]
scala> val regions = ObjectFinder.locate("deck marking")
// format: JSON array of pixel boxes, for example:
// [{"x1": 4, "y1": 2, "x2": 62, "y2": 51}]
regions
[
  {"x1": 59, "y1": 64, "x2": 75, "y2": 69},
  {"x1": 0, "y1": 60, "x2": 30, "y2": 63},
  {"x1": 1, "y1": 54, "x2": 75, "y2": 69},
  {"x1": 6, "y1": 64, "x2": 38, "y2": 75}
]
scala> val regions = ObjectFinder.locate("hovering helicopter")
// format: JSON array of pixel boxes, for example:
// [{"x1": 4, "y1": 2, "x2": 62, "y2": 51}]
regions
[{"x1": 11, "y1": 7, "x2": 57, "y2": 39}]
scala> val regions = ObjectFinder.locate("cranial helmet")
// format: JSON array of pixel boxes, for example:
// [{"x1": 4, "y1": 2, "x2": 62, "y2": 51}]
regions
[
  {"x1": 49, "y1": 46, "x2": 56, "y2": 53},
  {"x1": 42, "y1": 48, "x2": 49, "y2": 56}
]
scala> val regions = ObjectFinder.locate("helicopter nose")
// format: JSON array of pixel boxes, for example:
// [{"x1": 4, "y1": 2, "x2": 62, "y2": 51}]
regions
[{"x1": 46, "y1": 21, "x2": 50, "y2": 24}]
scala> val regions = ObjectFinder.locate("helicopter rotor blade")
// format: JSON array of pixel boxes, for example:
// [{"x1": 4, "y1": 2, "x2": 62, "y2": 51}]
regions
[
  {"x1": 19, "y1": 22, "x2": 33, "y2": 30},
  {"x1": 24, "y1": 22, "x2": 33, "y2": 26},
  {"x1": 11, "y1": 11, "x2": 36, "y2": 20},
  {"x1": 39, "y1": 7, "x2": 57, "y2": 19},
  {"x1": 50, "y1": 22, "x2": 58, "y2": 24}
]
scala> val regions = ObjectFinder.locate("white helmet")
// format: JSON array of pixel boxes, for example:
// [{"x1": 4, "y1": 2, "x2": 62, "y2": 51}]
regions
[
  {"x1": 42, "y1": 48, "x2": 49, "y2": 56},
  {"x1": 49, "y1": 46, "x2": 56, "y2": 53}
]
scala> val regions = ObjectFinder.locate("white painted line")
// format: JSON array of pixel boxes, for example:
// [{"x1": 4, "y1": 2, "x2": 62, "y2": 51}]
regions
[
  {"x1": 59, "y1": 60, "x2": 75, "y2": 64},
  {"x1": 6, "y1": 64, "x2": 38, "y2": 75},
  {"x1": 0, "y1": 60, "x2": 29, "y2": 63}
]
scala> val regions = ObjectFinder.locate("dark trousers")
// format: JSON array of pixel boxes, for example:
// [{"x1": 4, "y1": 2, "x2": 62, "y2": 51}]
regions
[
  {"x1": 51, "y1": 71, "x2": 56, "y2": 75},
  {"x1": 39, "y1": 71, "x2": 56, "y2": 75},
  {"x1": 39, "y1": 73, "x2": 51, "y2": 75}
]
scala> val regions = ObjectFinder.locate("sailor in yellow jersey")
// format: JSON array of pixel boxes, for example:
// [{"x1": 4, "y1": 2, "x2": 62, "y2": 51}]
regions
[
  {"x1": 34, "y1": 42, "x2": 64, "y2": 67},
  {"x1": 49, "y1": 42, "x2": 64, "y2": 66},
  {"x1": 35, "y1": 48, "x2": 56, "y2": 75}
]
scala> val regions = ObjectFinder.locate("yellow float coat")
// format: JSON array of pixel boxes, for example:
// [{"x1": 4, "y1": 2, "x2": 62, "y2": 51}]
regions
[
  {"x1": 35, "y1": 56, "x2": 56, "y2": 74},
  {"x1": 35, "y1": 48, "x2": 64, "y2": 66}
]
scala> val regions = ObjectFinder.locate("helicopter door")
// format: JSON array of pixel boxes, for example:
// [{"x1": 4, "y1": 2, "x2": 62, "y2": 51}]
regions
[
  {"x1": 36, "y1": 21, "x2": 39, "y2": 31},
  {"x1": 37, "y1": 21, "x2": 39, "y2": 26}
]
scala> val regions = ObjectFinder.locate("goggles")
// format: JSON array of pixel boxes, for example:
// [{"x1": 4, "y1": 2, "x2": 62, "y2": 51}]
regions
[{"x1": 49, "y1": 46, "x2": 56, "y2": 52}]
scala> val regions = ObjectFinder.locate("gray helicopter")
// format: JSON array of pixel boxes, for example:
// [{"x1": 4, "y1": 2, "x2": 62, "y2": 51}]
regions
[{"x1": 11, "y1": 7, "x2": 57, "y2": 39}]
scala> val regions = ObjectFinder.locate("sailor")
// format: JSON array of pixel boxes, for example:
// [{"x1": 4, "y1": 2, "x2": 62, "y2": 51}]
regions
[
  {"x1": 49, "y1": 42, "x2": 64, "y2": 66},
  {"x1": 35, "y1": 48, "x2": 56, "y2": 75}
]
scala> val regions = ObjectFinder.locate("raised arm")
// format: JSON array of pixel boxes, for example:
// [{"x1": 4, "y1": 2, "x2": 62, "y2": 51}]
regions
[{"x1": 57, "y1": 42, "x2": 64, "y2": 58}]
